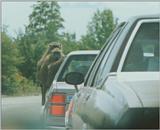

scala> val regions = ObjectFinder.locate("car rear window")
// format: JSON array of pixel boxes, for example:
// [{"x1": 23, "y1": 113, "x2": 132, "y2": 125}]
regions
[{"x1": 57, "y1": 54, "x2": 97, "y2": 82}]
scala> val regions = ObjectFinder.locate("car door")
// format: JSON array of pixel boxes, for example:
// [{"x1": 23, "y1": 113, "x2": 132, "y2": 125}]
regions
[
  {"x1": 116, "y1": 19, "x2": 159, "y2": 128},
  {"x1": 72, "y1": 18, "x2": 159, "y2": 129},
  {"x1": 117, "y1": 19, "x2": 159, "y2": 107},
  {"x1": 71, "y1": 24, "x2": 126, "y2": 129}
]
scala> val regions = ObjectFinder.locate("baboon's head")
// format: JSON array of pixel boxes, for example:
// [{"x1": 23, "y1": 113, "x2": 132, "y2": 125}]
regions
[
  {"x1": 48, "y1": 42, "x2": 62, "y2": 50},
  {"x1": 49, "y1": 42, "x2": 62, "y2": 61}
]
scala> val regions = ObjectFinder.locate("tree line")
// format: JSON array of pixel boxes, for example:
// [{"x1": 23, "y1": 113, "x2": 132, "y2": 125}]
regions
[{"x1": 2, "y1": 1, "x2": 117, "y2": 95}]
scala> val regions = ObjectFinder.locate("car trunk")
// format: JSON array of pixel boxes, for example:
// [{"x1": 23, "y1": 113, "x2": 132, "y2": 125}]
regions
[{"x1": 46, "y1": 82, "x2": 77, "y2": 126}]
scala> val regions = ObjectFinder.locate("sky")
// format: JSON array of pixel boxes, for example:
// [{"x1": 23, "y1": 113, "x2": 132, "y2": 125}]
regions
[{"x1": 2, "y1": 2, "x2": 160, "y2": 40}]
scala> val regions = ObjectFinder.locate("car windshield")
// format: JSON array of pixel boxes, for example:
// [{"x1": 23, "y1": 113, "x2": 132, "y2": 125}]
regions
[{"x1": 57, "y1": 54, "x2": 97, "y2": 82}]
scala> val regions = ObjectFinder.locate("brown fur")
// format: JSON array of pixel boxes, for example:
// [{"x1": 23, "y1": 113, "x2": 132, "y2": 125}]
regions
[{"x1": 36, "y1": 42, "x2": 64, "y2": 105}]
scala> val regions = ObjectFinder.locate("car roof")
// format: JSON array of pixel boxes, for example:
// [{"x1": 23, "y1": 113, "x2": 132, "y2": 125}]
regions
[
  {"x1": 67, "y1": 50, "x2": 99, "y2": 56},
  {"x1": 127, "y1": 14, "x2": 160, "y2": 23}
]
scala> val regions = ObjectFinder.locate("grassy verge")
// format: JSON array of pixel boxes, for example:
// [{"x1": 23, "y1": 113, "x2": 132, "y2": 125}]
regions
[{"x1": 2, "y1": 73, "x2": 41, "y2": 96}]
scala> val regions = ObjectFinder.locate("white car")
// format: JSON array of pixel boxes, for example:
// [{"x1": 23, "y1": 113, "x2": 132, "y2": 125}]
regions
[
  {"x1": 41, "y1": 50, "x2": 99, "y2": 127},
  {"x1": 65, "y1": 15, "x2": 159, "y2": 129}
]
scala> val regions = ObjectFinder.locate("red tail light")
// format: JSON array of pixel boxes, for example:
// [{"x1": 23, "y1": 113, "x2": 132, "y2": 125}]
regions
[{"x1": 49, "y1": 93, "x2": 66, "y2": 116}]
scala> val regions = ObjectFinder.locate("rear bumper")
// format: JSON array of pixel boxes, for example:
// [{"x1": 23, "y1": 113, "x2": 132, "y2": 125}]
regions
[
  {"x1": 42, "y1": 105, "x2": 66, "y2": 127},
  {"x1": 45, "y1": 116, "x2": 65, "y2": 127}
]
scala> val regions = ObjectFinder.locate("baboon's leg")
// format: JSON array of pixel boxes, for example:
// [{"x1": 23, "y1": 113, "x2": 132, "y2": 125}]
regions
[{"x1": 41, "y1": 86, "x2": 46, "y2": 105}]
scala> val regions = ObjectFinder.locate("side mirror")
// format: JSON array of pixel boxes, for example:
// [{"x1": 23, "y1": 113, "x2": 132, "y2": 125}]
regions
[{"x1": 65, "y1": 72, "x2": 84, "y2": 92}]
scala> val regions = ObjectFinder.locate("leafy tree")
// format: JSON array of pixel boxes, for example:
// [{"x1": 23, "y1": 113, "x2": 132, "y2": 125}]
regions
[
  {"x1": 16, "y1": 34, "x2": 35, "y2": 81},
  {"x1": 60, "y1": 32, "x2": 79, "y2": 54},
  {"x1": 1, "y1": 30, "x2": 23, "y2": 94},
  {"x1": 79, "y1": 34, "x2": 97, "y2": 50},
  {"x1": 79, "y1": 9, "x2": 116, "y2": 49},
  {"x1": 26, "y1": 1, "x2": 64, "y2": 42},
  {"x1": 1, "y1": 31, "x2": 23, "y2": 78},
  {"x1": 2, "y1": 28, "x2": 40, "y2": 95},
  {"x1": 16, "y1": 1, "x2": 64, "y2": 81}
]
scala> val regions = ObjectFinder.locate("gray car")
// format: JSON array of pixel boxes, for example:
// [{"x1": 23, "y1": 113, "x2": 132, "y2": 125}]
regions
[
  {"x1": 65, "y1": 15, "x2": 159, "y2": 129},
  {"x1": 41, "y1": 50, "x2": 99, "y2": 128}
]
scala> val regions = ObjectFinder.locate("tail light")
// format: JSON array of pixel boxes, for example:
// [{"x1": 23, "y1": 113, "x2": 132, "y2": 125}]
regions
[{"x1": 49, "y1": 93, "x2": 66, "y2": 116}]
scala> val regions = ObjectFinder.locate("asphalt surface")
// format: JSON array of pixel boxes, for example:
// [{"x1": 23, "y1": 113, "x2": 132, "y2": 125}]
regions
[{"x1": 1, "y1": 95, "x2": 65, "y2": 130}]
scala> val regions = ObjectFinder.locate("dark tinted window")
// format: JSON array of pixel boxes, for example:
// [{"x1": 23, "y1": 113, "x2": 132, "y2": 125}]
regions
[
  {"x1": 57, "y1": 54, "x2": 96, "y2": 81},
  {"x1": 122, "y1": 22, "x2": 159, "y2": 72}
]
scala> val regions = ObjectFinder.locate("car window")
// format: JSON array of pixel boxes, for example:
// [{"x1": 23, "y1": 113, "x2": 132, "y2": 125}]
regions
[
  {"x1": 84, "y1": 30, "x2": 119, "y2": 86},
  {"x1": 57, "y1": 54, "x2": 96, "y2": 82},
  {"x1": 92, "y1": 24, "x2": 125, "y2": 87},
  {"x1": 84, "y1": 43, "x2": 107, "y2": 86},
  {"x1": 84, "y1": 23, "x2": 125, "y2": 87},
  {"x1": 122, "y1": 22, "x2": 159, "y2": 72}
]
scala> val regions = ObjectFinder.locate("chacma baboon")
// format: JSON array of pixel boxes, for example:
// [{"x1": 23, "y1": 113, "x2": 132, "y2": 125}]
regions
[{"x1": 37, "y1": 42, "x2": 64, "y2": 105}]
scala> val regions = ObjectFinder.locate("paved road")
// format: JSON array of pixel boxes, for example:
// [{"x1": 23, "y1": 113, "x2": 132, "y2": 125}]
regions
[
  {"x1": 2, "y1": 95, "x2": 65, "y2": 130},
  {"x1": 2, "y1": 95, "x2": 42, "y2": 129}
]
